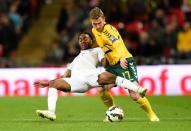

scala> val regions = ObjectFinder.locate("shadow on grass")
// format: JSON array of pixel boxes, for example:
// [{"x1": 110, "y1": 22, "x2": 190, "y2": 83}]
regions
[
  {"x1": 0, "y1": 118, "x2": 149, "y2": 124},
  {"x1": 160, "y1": 117, "x2": 191, "y2": 122},
  {"x1": 0, "y1": 119, "x2": 100, "y2": 124},
  {"x1": 4, "y1": 117, "x2": 190, "y2": 124}
]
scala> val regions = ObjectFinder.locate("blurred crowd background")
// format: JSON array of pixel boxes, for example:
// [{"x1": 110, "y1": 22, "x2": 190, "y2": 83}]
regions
[{"x1": 0, "y1": 0, "x2": 191, "y2": 67}]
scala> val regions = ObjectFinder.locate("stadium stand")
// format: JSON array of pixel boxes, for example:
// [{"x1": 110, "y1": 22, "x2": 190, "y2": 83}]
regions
[{"x1": 0, "y1": 0, "x2": 191, "y2": 67}]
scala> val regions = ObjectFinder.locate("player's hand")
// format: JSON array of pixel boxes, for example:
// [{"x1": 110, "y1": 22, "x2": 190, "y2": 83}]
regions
[
  {"x1": 33, "y1": 80, "x2": 49, "y2": 87},
  {"x1": 120, "y1": 57, "x2": 128, "y2": 69}
]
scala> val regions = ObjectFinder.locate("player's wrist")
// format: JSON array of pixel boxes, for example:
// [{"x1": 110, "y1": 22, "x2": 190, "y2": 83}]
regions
[{"x1": 119, "y1": 57, "x2": 126, "y2": 62}]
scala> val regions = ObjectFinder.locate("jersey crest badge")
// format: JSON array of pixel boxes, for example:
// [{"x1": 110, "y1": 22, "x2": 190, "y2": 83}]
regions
[{"x1": 109, "y1": 35, "x2": 117, "y2": 43}]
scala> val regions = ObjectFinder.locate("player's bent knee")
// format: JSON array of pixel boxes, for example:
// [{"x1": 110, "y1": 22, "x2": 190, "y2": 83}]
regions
[
  {"x1": 53, "y1": 79, "x2": 71, "y2": 92},
  {"x1": 98, "y1": 72, "x2": 116, "y2": 85},
  {"x1": 99, "y1": 88, "x2": 108, "y2": 94}
]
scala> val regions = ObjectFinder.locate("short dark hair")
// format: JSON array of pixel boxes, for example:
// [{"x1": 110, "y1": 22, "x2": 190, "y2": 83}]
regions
[{"x1": 79, "y1": 32, "x2": 93, "y2": 40}]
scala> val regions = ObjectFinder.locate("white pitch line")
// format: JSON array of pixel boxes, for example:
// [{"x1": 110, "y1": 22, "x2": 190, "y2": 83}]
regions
[{"x1": 1, "y1": 117, "x2": 191, "y2": 122}]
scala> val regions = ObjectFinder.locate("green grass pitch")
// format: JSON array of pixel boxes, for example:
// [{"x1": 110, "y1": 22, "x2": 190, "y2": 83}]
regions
[{"x1": 0, "y1": 96, "x2": 191, "y2": 131}]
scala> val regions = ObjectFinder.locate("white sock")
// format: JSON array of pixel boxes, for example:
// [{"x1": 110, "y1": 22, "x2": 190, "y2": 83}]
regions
[
  {"x1": 48, "y1": 88, "x2": 58, "y2": 113},
  {"x1": 115, "y1": 76, "x2": 141, "y2": 92}
]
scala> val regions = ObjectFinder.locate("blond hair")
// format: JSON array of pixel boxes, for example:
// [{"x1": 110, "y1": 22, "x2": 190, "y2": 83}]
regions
[{"x1": 89, "y1": 7, "x2": 104, "y2": 19}]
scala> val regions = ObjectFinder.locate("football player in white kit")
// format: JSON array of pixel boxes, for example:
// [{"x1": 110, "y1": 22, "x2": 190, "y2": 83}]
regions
[{"x1": 34, "y1": 33, "x2": 147, "y2": 121}]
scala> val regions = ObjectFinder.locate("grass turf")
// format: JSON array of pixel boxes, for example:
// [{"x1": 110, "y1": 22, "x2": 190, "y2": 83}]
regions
[{"x1": 0, "y1": 96, "x2": 191, "y2": 131}]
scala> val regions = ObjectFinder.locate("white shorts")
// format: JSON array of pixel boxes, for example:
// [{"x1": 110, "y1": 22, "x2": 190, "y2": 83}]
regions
[{"x1": 63, "y1": 68, "x2": 105, "y2": 93}]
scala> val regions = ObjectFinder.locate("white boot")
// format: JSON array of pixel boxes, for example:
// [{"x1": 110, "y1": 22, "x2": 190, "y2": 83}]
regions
[
  {"x1": 36, "y1": 110, "x2": 56, "y2": 121},
  {"x1": 149, "y1": 113, "x2": 160, "y2": 122}
]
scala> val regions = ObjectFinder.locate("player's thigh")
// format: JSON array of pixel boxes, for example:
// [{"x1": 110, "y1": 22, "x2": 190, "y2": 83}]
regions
[
  {"x1": 63, "y1": 77, "x2": 88, "y2": 93},
  {"x1": 106, "y1": 64, "x2": 129, "y2": 79},
  {"x1": 106, "y1": 57, "x2": 138, "y2": 82},
  {"x1": 112, "y1": 59, "x2": 138, "y2": 82},
  {"x1": 83, "y1": 69, "x2": 105, "y2": 87}
]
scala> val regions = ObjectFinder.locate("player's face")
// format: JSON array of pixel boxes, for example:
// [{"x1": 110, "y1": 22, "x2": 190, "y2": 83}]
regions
[
  {"x1": 91, "y1": 16, "x2": 106, "y2": 32},
  {"x1": 79, "y1": 34, "x2": 92, "y2": 50}
]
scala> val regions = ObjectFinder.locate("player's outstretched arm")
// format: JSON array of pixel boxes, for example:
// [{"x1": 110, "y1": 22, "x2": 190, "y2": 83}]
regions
[
  {"x1": 33, "y1": 69, "x2": 71, "y2": 88},
  {"x1": 34, "y1": 80, "x2": 49, "y2": 87}
]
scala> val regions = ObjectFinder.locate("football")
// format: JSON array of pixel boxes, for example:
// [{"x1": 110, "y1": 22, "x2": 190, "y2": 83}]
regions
[{"x1": 105, "y1": 106, "x2": 124, "y2": 122}]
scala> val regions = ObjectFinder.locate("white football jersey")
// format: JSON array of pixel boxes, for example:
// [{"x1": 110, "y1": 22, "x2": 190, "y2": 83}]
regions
[{"x1": 68, "y1": 47, "x2": 104, "y2": 77}]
